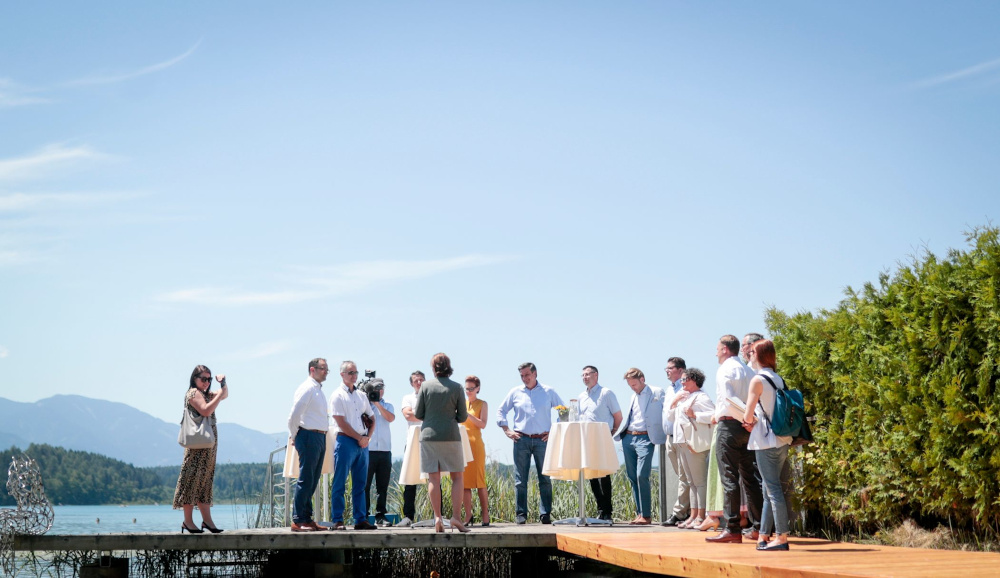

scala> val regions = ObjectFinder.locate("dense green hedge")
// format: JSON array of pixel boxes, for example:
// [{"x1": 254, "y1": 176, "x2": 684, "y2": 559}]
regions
[{"x1": 766, "y1": 226, "x2": 1000, "y2": 530}]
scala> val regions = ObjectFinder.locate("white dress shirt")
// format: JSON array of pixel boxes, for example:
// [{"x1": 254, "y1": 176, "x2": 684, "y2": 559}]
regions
[
  {"x1": 402, "y1": 391, "x2": 421, "y2": 430},
  {"x1": 287, "y1": 377, "x2": 329, "y2": 437},
  {"x1": 626, "y1": 387, "x2": 649, "y2": 432},
  {"x1": 715, "y1": 355, "x2": 755, "y2": 420},
  {"x1": 329, "y1": 383, "x2": 375, "y2": 435}
]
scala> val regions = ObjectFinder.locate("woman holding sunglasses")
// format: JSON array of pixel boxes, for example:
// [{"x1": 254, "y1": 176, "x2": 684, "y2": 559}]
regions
[
  {"x1": 174, "y1": 364, "x2": 229, "y2": 533},
  {"x1": 461, "y1": 375, "x2": 490, "y2": 527}
]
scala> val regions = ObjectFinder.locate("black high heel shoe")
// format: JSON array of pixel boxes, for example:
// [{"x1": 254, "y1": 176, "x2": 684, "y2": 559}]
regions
[
  {"x1": 181, "y1": 522, "x2": 204, "y2": 534},
  {"x1": 201, "y1": 522, "x2": 224, "y2": 534}
]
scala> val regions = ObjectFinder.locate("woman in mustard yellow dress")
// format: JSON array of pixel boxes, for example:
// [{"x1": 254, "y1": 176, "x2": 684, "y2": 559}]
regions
[{"x1": 461, "y1": 375, "x2": 490, "y2": 526}]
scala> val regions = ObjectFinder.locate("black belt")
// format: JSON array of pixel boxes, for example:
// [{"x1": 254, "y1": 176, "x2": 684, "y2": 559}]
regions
[
  {"x1": 718, "y1": 416, "x2": 740, "y2": 422},
  {"x1": 301, "y1": 428, "x2": 327, "y2": 434}
]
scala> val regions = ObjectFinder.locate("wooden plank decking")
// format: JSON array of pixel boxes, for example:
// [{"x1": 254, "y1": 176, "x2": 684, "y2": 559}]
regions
[
  {"x1": 13, "y1": 524, "x2": 1000, "y2": 577},
  {"x1": 557, "y1": 529, "x2": 1000, "y2": 577}
]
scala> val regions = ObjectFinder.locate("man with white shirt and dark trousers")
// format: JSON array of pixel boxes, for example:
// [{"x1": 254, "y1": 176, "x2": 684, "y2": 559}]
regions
[
  {"x1": 577, "y1": 365, "x2": 622, "y2": 522},
  {"x1": 363, "y1": 378, "x2": 395, "y2": 527},
  {"x1": 398, "y1": 371, "x2": 426, "y2": 527},
  {"x1": 661, "y1": 356, "x2": 690, "y2": 527},
  {"x1": 497, "y1": 362, "x2": 565, "y2": 525},
  {"x1": 286, "y1": 358, "x2": 331, "y2": 532},
  {"x1": 329, "y1": 360, "x2": 377, "y2": 531},
  {"x1": 706, "y1": 335, "x2": 764, "y2": 544},
  {"x1": 614, "y1": 367, "x2": 666, "y2": 525}
]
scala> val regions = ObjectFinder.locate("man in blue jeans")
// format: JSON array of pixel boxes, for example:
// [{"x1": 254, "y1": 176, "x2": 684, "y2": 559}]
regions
[
  {"x1": 286, "y1": 358, "x2": 331, "y2": 532},
  {"x1": 496, "y1": 362, "x2": 565, "y2": 525},
  {"x1": 329, "y1": 360, "x2": 377, "y2": 530},
  {"x1": 614, "y1": 367, "x2": 666, "y2": 525}
]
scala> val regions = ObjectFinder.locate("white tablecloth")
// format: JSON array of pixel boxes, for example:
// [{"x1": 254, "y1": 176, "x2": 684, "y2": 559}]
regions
[
  {"x1": 398, "y1": 425, "x2": 474, "y2": 485},
  {"x1": 283, "y1": 431, "x2": 335, "y2": 478},
  {"x1": 541, "y1": 421, "x2": 619, "y2": 481}
]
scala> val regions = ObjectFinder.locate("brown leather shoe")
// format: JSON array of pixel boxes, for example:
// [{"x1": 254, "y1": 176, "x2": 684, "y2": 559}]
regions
[
  {"x1": 304, "y1": 521, "x2": 325, "y2": 531},
  {"x1": 628, "y1": 516, "x2": 652, "y2": 525},
  {"x1": 291, "y1": 522, "x2": 315, "y2": 532},
  {"x1": 743, "y1": 529, "x2": 759, "y2": 541},
  {"x1": 706, "y1": 530, "x2": 743, "y2": 543},
  {"x1": 330, "y1": 521, "x2": 346, "y2": 530}
]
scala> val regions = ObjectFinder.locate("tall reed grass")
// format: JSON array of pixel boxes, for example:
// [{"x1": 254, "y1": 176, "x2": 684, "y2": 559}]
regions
[{"x1": 322, "y1": 456, "x2": 661, "y2": 523}]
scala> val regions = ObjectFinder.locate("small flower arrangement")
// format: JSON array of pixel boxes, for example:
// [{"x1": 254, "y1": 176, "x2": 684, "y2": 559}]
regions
[{"x1": 555, "y1": 405, "x2": 569, "y2": 422}]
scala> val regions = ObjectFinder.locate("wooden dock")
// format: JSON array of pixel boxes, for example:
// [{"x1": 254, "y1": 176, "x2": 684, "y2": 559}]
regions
[
  {"x1": 13, "y1": 524, "x2": 1000, "y2": 577},
  {"x1": 557, "y1": 528, "x2": 1000, "y2": 577}
]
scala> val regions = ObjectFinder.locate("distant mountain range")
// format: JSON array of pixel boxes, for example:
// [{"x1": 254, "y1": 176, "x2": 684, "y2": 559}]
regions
[{"x1": 0, "y1": 395, "x2": 285, "y2": 467}]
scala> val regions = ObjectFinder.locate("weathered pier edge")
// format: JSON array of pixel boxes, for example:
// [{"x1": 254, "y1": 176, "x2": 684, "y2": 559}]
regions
[{"x1": 12, "y1": 528, "x2": 579, "y2": 578}]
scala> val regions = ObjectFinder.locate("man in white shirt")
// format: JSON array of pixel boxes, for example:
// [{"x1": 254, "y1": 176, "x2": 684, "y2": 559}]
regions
[
  {"x1": 577, "y1": 365, "x2": 622, "y2": 521},
  {"x1": 362, "y1": 378, "x2": 395, "y2": 527},
  {"x1": 706, "y1": 335, "x2": 764, "y2": 544},
  {"x1": 286, "y1": 358, "x2": 330, "y2": 532},
  {"x1": 661, "y1": 356, "x2": 690, "y2": 527},
  {"x1": 329, "y1": 360, "x2": 377, "y2": 530},
  {"x1": 397, "y1": 370, "x2": 425, "y2": 527}
]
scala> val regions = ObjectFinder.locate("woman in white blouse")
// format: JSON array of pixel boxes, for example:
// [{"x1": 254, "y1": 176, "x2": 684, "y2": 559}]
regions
[
  {"x1": 743, "y1": 339, "x2": 793, "y2": 551},
  {"x1": 666, "y1": 368, "x2": 715, "y2": 529}
]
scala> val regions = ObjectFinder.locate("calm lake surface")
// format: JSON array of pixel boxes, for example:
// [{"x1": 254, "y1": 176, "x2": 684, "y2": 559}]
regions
[{"x1": 51, "y1": 504, "x2": 258, "y2": 534}]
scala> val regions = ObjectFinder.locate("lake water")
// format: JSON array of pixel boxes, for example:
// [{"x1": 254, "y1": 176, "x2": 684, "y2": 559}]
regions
[{"x1": 50, "y1": 504, "x2": 258, "y2": 534}]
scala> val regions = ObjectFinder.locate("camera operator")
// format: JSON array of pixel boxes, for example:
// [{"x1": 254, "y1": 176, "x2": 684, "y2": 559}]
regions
[{"x1": 362, "y1": 375, "x2": 396, "y2": 527}]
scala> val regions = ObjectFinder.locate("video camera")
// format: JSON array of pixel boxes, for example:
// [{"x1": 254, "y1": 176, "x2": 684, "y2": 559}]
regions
[{"x1": 357, "y1": 370, "x2": 383, "y2": 403}]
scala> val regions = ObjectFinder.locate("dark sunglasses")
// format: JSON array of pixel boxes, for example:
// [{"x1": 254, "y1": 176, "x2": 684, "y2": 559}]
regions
[
  {"x1": 198, "y1": 376, "x2": 212, "y2": 383},
  {"x1": 344, "y1": 371, "x2": 359, "y2": 375}
]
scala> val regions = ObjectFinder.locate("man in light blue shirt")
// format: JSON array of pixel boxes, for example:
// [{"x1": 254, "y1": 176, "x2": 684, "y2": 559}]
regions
[
  {"x1": 496, "y1": 362, "x2": 565, "y2": 524},
  {"x1": 578, "y1": 365, "x2": 622, "y2": 521},
  {"x1": 363, "y1": 378, "x2": 396, "y2": 527}
]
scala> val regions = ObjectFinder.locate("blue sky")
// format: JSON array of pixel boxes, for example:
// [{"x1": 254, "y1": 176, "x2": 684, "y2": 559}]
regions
[{"x1": 2, "y1": 2, "x2": 999, "y2": 464}]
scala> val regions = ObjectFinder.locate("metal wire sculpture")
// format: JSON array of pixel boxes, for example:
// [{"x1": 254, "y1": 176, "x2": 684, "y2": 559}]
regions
[{"x1": 1, "y1": 454, "x2": 55, "y2": 575}]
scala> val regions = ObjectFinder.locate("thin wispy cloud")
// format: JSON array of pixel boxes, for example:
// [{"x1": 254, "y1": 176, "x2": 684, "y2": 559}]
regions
[
  {"x1": 156, "y1": 254, "x2": 516, "y2": 306},
  {"x1": 0, "y1": 144, "x2": 112, "y2": 183},
  {"x1": 0, "y1": 78, "x2": 51, "y2": 109},
  {"x1": 911, "y1": 56, "x2": 1000, "y2": 89},
  {"x1": 223, "y1": 340, "x2": 294, "y2": 361},
  {"x1": 0, "y1": 346, "x2": 8, "y2": 359},
  {"x1": 1, "y1": 41, "x2": 200, "y2": 108},
  {"x1": 157, "y1": 287, "x2": 325, "y2": 306},
  {"x1": 0, "y1": 145, "x2": 140, "y2": 267},
  {"x1": 0, "y1": 250, "x2": 34, "y2": 266},
  {"x1": 0, "y1": 191, "x2": 146, "y2": 212},
  {"x1": 62, "y1": 41, "x2": 201, "y2": 87}
]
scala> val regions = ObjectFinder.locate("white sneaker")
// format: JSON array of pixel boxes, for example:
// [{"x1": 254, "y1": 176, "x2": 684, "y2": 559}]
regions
[{"x1": 397, "y1": 517, "x2": 413, "y2": 527}]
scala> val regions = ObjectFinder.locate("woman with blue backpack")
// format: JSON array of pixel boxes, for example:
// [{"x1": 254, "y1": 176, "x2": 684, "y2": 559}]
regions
[{"x1": 742, "y1": 340, "x2": 792, "y2": 551}]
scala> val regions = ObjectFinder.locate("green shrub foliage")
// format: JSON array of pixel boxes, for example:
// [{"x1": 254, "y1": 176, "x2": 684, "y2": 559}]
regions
[{"x1": 766, "y1": 226, "x2": 1000, "y2": 529}]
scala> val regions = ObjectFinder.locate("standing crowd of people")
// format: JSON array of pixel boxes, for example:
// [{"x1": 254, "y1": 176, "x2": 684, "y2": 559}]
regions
[{"x1": 176, "y1": 333, "x2": 796, "y2": 551}]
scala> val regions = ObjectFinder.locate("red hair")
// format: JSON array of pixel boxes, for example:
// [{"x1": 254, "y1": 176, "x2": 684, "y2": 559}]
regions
[{"x1": 752, "y1": 339, "x2": 777, "y2": 370}]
